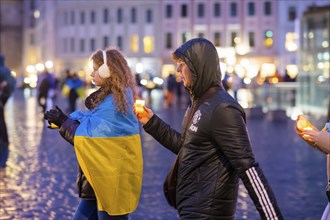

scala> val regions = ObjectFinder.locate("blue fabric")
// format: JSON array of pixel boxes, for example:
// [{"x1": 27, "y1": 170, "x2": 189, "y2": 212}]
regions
[
  {"x1": 72, "y1": 200, "x2": 128, "y2": 220},
  {"x1": 70, "y1": 89, "x2": 139, "y2": 138},
  {"x1": 66, "y1": 78, "x2": 83, "y2": 89}
]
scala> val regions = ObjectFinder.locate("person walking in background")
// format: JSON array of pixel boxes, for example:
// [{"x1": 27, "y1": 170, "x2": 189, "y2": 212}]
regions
[
  {"x1": 164, "y1": 73, "x2": 177, "y2": 107},
  {"x1": 0, "y1": 54, "x2": 16, "y2": 168},
  {"x1": 65, "y1": 72, "x2": 83, "y2": 112},
  {"x1": 296, "y1": 115, "x2": 330, "y2": 220},
  {"x1": 134, "y1": 38, "x2": 283, "y2": 220},
  {"x1": 44, "y1": 48, "x2": 143, "y2": 220},
  {"x1": 231, "y1": 72, "x2": 242, "y2": 101},
  {"x1": 37, "y1": 70, "x2": 57, "y2": 112}
]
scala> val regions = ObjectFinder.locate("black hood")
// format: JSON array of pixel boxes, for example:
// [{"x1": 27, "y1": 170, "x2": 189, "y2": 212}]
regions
[{"x1": 173, "y1": 38, "x2": 222, "y2": 99}]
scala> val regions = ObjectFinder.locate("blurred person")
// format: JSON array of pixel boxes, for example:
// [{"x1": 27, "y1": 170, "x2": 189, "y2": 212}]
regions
[
  {"x1": 44, "y1": 48, "x2": 143, "y2": 220},
  {"x1": 231, "y1": 72, "x2": 241, "y2": 100},
  {"x1": 0, "y1": 54, "x2": 16, "y2": 168},
  {"x1": 133, "y1": 38, "x2": 283, "y2": 220},
  {"x1": 65, "y1": 72, "x2": 84, "y2": 112},
  {"x1": 37, "y1": 70, "x2": 57, "y2": 112},
  {"x1": 296, "y1": 115, "x2": 330, "y2": 220},
  {"x1": 164, "y1": 73, "x2": 177, "y2": 107}
]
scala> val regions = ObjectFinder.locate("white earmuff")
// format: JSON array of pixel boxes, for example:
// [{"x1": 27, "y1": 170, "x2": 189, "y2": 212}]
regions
[{"x1": 98, "y1": 50, "x2": 111, "y2": 78}]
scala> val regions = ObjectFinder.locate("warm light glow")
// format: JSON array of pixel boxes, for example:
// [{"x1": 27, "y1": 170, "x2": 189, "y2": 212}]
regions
[
  {"x1": 264, "y1": 38, "x2": 273, "y2": 47},
  {"x1": 136, "y1": 63, "x2": 144, "y2": 74},
  {"x1": 286, "y1": 65, "x2": 298, "y2": 79},
  {"x1": 45, "y1": 60, "x2": 53, "y2": 69},
  {"x1": 322, "y1": 41, "x2": 329, "y2": 48},
  {"x1": 161, "y1": 64, "x2": 176, "y2": 79},
  {"x1": 260, "y1": 63, "x2": 276, "y2": 77},
  {"x1": 143, "y1": 36, "x2": 154, "y2": 53},
  {"x1": 130, "y1": 35, "x2": 139, "y2": 53},
  {"x1": 35, "y1": 63, "x2": 45, "y2": 72},
  {"x1": 26, "y1": 65, "x2": 35, "y2": 73},
  {"x1": 285, "y1": 32, "x2": 298, "y2": 52},
  {"x1": 34, "y1": 10, "x2": 40, "y2": 19}
]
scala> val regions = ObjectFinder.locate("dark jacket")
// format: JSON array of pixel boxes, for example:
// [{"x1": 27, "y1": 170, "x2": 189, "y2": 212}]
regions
[
  {"x1": 143, "y1": 38, "x2": 283, "y2": 220},
  {"x1": 59, "y1": 90, "x2": 102, "y2": 199}
]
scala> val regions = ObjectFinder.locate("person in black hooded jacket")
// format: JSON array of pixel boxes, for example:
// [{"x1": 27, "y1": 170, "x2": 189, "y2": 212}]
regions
[{"x1": 133, "y1": 38, "x2": 283, "y2": 220}]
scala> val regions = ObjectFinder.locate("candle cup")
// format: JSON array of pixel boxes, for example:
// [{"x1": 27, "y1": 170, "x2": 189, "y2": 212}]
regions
[{"x1": 135, "y1": 100, "x2": 145, "y2": 113}]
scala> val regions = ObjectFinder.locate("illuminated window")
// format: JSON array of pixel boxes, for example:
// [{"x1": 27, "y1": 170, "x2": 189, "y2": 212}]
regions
[
  {"x1": 143, "y1": 36, "x2": 154, "y2": 53},
  {"x1": 214, "y1": 32, "x2": 221, "y2": 46},
  {"x1": 264, "y1": 30, "x2": 273, "y2": 48},
  {"x1": 131, "y1": 35, "x2": 139, "y2": 53},
  {"x1": 285, "y1": 32, "x2": 298, "y2": 51},
  {"x1": 249, "y1": 32, "x2": 255, "y2": 47}
]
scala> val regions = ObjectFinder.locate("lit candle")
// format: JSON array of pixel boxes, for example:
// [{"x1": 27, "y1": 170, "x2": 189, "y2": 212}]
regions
[{"x1": 135, "y1": 100, "x2": 145, "y2": 113}]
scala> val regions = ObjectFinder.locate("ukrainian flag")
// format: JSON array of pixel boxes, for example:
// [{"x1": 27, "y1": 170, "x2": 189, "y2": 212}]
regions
[{"x1": 70, "y1": 90, "x2": 143, "y2": 215}]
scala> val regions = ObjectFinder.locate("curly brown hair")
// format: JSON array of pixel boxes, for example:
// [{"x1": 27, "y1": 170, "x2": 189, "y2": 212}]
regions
[{"x1": 90, "y1": 48, "x2": 137, "y2": 114}]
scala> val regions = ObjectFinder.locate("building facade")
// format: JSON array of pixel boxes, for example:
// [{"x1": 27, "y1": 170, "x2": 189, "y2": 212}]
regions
[
  {"x1": 0, "y1": 0, "x2": 23, "y2": 75},
  {"x1": 18, "y1": 0, "x2": 329, "y2": 116}
]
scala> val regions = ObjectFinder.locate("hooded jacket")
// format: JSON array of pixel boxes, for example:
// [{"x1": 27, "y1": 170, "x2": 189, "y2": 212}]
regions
[
  {"x1": 0, "y1": 54, "x2": 16, "y2": 104},
  {"x1": 143, "y1": 38, "x2": 283, "y2": 220}
]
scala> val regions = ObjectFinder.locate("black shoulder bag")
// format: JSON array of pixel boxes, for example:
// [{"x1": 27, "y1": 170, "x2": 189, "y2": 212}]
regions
[{"x1": 163, "y1": 86, "x2": 219, "y2": 209}]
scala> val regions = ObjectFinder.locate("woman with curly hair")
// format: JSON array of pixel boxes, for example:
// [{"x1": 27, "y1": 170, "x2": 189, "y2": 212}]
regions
[{"x1": 44, "y1": 48, "x2": 143, "y2": 220}]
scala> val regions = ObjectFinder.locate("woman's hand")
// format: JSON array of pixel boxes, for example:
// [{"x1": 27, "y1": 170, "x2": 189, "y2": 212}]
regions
[
  {"x1": 301, "y1": 127, "x2": 320, "y2": 142},
  {"x1": 133, "y1": 104, "x2": 154, "y2": 125}
]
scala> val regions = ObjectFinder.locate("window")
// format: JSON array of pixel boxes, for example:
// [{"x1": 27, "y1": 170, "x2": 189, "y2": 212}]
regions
[
  {"x1": 230, "y1": 3, "x2": 237, "y2": 17},
  {"x1": 214, "y1": 3, "x2": 221, "y2": 17},
  {"x1": 288, "y1": 7, "x2": 296, "y2": 21},
  {"x1": 143, "y1": 36, "x2": 154, "y2": 53},
  {"x1": 248, "y1": 2, "x2": 255, "y2": 16},
  {"x1": 117, "y1": 8, "x2": 122, "y2": 23},
  {"x1": 130, "y1": 35, "x2": 139, "y2": 52},
  {"x1": 90, "y1": 38, "x2": 95, "y2": 52},
  {"x1": 91, "y1": 11, "x2": 95, "y2": 24},
  {"x1": 264, "y1": 30, "x2": 273, "y2": 48},
  {"x1": 131, "y1": 8, "x2": 136, "y2": 23},
  {"x1": 63, "y1": 38, "x2": 68, "y2": 53},
  {"x1": 231, "y1": 32, "x2": 237, "y2": 47},
  {"x1": 146, "y1": 9, "x2": 152, "y2": 23},
  {"x1": 117, "y1": 36, "x2": 123, "y2": 50},
  {"x1": 103, "y1": 9, "x2": 108, "y2": 23},
  {"x1": 103, "y1": 36, "x2": 108, "y2": 49},
  {"x1": 80, "y1": 11, "x2": 85, "y2": 25},
  {"x1": 198, "y1": 3, "x2": 204, "y2": 18},
  {"x1": 70, "y1": 37, "x2": 75, "y2": 52},
  {"x1": 166, "y1": 33, "x2": 172, "y2": 49},
  {"x1": 248, "y1": 32, "x2": 255, "y2": 47},
  {"x1": 181, "y1": 4, "x2": 188, "y2": 17},
  {"x1": 214, "y1": 32, "x2": 221, "y2": 46},
  {"x1": 63, "y1": 11, "x2": 68, "y2": 26},
  {"x1": 264, "y1": 2, "x2": 271, "y2": 16},
  {"x1": 166, "y1": 4, "x2": 172, "y2": 18},
  {"x1": 80, "y1": 39, "x2": 85, "y2": 52},
  {"x1": 70, "y1": 11, "x2": 75, "y2": 25}
]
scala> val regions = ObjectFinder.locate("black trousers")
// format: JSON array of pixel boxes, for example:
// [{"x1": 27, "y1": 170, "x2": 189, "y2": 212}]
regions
[{"x1": 0, "y1": 95, "x2": 9, "y2": 167}]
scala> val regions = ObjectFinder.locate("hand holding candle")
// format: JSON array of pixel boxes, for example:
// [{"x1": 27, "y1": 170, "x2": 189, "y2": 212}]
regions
[{"x1": 135, "y1": 99, "x2": 145, "y2": 113}]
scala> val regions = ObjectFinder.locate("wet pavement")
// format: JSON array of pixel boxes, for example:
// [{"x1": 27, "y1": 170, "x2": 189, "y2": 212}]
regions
[{"x1": 0, "y1": 88, "x2": 328, "y2": 220}]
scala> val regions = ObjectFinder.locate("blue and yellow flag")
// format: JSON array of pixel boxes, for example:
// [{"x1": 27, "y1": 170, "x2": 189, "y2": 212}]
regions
[{"x1": 70, "y1": 91, "x2": 143, "y2": 215}]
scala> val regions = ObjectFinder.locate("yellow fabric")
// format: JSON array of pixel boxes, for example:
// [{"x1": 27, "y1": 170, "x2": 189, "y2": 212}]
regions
[
  {"x1": 76, "y1": 87, "x2": 85, "y2": 99},
  {"x1": 61, "y1": 84, "x2": 70, "y2": 97},
  {"x1": 74, "y1": 134, "x2": 143, "y2": 215}
]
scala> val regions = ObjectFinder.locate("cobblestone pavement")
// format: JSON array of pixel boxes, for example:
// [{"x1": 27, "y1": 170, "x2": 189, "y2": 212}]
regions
[{"x1": 0, "y1": 89, "x2": 327, "y2": 220}]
